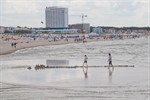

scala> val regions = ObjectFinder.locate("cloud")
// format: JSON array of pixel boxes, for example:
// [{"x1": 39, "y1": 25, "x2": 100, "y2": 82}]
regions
[
  {"x1": 0, "y1": 0, "x2": 149, "y2": 27},
  {"x1": 1, "y1": 0, "x2": 40, "y2": 14}
]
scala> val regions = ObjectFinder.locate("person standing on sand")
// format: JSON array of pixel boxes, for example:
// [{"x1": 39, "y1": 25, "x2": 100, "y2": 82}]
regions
[
  {"x1": 11, "y1": 43, "x2": 14, "y2": 47},
  {"x1": 83, "y1": 55, "x2": 88, "y2": 78},
  {"x1": 108, "y1": 53, "x2": 114, "y2": 69}
]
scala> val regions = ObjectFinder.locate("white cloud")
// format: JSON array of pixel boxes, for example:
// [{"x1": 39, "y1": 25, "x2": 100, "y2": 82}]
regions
[
  {"x1": 1, "y1": 0, "x2": 40, "y2": 14},
  {"x1": 0, "y1": 0, "x2": 149, "y2": 27}
]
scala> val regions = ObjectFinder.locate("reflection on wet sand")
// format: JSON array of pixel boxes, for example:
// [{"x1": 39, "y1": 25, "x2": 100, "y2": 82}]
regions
[
  {"x1": 108, "y1": 67, "x2": 114, "y2": 83},
  {"x1": 82, "y1": 66, "x2": 88, "y2": 78},
  {"x1": 34, "y1": 64, "x2": 88, "y2": 79}
]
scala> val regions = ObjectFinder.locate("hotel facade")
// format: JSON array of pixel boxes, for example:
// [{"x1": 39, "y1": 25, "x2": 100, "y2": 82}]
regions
[{"x1": 45, "y1": 7, "x2": 68, "y2": 28}]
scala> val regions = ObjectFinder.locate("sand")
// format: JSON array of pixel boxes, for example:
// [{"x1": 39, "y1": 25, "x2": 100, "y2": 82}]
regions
[
  {"x1": 0, "y1": 33, "x2": 148, "y2": 55},
  {"x1": 0, "y1": 34, "x2": 102, "y2": 55}
]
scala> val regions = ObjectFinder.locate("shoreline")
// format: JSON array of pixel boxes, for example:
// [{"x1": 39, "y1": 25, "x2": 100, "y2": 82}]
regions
[
  {"x1": 0, "y1": 34, "x2": 149, "y2": 55},
  {"x1": 0, "y1": 39, "x2": 74, "y2": 55},
  {"x1": 0, "y1": 37, "x2": 93, "y2": 55}
]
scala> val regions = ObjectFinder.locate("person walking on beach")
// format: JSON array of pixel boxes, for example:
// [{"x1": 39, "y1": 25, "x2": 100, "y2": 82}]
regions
[
  {"x1": 83, "y1": 55, "x2": 88, "y2": 66},
  {"x1": 11, "y1": 42, "x2": 14, "y2": 47},
  {"x1": 14, "y1": 42, "x2": 17, "y2": 48},
  {"x1": 83, "y1": 55, "x2": 88, "y2": 78},
  {"x1": 108, "y1": 53, "x2": 114, "y2": 69},
  {"x1": 108, "y1": 53, "x2": 114, "y2": 83}
]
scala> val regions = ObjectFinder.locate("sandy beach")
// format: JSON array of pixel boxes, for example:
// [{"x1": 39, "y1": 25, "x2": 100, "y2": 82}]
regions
[
  {"x1": 0, "y1": 34, "x2": 99, "y2": 55},
  {"x1": 1, "y1": 33, "x2": 147, "y2": 55},
  {"x1": 0, "y1": 34, "x2": 69, "y2": 55}
]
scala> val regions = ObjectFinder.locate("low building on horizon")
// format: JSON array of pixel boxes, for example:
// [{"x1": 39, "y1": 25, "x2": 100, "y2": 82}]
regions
[
  {"x1": 35, "y1": 28, "x2": 78, "y2": 34},
  {"x1": 0, "y1": 26, "x2": 5, "y2": 34},
  {"x1": 69, "y1": 23, "x2": 90, "y2": 34},
  {"x1": 91, "y1": 27, "x2": 103, "y2": 34}
]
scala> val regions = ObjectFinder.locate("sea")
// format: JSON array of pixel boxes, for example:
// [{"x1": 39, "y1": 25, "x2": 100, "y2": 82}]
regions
[{"x1": 0, "y1": 36, "x2": 149, "y2": 100}]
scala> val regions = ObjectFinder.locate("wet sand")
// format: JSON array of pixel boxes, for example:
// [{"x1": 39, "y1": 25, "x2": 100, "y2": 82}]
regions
[
  {"x1": 0, "y1": 60, "x2": 149, "y2": 100},
  {"x1": 0, "y1": 36, "x2": 149, "y2": 100}
]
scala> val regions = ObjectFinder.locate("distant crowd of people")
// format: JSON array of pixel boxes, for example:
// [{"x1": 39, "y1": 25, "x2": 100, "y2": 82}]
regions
[{"x1": 1, "y1": 33, "x2": 148, "y2": 51}]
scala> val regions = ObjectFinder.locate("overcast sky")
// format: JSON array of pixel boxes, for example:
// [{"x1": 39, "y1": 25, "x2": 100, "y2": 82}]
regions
[{"x1": 0, "y1": 0, "x2": 149, "y2": 27}]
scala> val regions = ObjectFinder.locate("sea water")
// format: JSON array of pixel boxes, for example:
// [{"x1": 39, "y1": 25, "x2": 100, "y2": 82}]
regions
[{"x1": 0, "y1": 37, "x2": 149, "y2": 100}]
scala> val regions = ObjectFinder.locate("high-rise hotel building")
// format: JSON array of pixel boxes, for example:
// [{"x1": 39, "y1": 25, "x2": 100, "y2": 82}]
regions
[{"x1": 45, "y1": 7, "x2": 68, "y2": 28}]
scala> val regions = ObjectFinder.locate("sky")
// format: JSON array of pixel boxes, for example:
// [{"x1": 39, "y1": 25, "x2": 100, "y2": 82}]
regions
[{"x1": 0, "y1": 0, "x2": 149, "y2": 27}]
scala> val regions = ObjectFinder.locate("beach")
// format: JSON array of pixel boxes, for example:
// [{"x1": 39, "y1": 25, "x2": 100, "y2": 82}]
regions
[
  {"x1": 0, "y1": 33, "x2": 147, "y2": 55},
  {"x1": 1, "y1": 0, "x2": 150, "y2": 99},
  {"x1": 0, "y1": 35, "x2": 149, "y2": 100},
  {"x1": 0, "y1": 34, "x2": 72, "y2": 55},
  {"x1": 0, "y1": 34, "x2": 98, "y2": 55}
]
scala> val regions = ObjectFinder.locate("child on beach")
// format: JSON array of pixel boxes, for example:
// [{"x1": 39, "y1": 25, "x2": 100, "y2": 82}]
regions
[
  {"x1": 108, "y1": 53, "x2": 114, "y2": 69},
  {"x1": 83, "y1": 55, "x2": 88, "y2": 66},
  {"x1": 83, "y1": 55, "x2": 88, "y2": 78}
]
